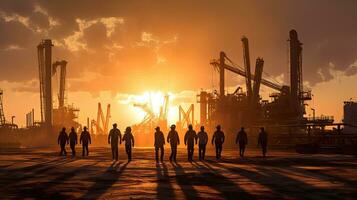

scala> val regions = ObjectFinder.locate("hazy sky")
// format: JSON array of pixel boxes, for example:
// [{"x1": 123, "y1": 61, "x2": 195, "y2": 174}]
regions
[{"x1": 0, "y1": 0, "x2": 356, "y2": 127}]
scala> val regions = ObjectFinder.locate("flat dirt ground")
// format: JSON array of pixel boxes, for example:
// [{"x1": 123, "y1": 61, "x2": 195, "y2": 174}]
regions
[{"x1": 0, "y1": 147, "x2": 356, "y2": 199}]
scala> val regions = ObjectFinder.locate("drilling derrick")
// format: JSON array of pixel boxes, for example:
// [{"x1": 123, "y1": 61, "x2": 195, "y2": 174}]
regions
[
  {"x1": 219, "y1": 51, "x2": 225, "y2": 97},
  {"x1": 38, "y1": 40, "x2": 79, "y2": 132},
  {"x1": 252, "y1": 58, "x2": 264, "y2": 105},
  {"x1": 289, "y1": 29, "x2": 304, "y2": 118},
  {"x1": 95, "y1": 103, "x2": 111, "y2": 135},
  {"x1": 52, "y1": 60, "x2": 67, "y2": 109},
  {"x1": 242, "y1": 37, "x2": 253, "y2": 101},
  {"x1": 178, "y1": 104, "x2": 195, "y2": 130},
  {"x1": 37, "y1": 39, "x2": 53, "y2": 130},
  {"x1": 0, "y1": 90, "x2": 6, "y2": 125}
]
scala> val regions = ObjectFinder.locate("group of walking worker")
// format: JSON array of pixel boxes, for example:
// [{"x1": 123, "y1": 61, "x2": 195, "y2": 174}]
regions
[
  {"x1": 108, "y1": 124, "x2": 135, "y2": 161},
  {"x1": 57, "y1": 126, "x2": 91, "y2": 157},
  {"x1": 236, "y1": 127, "x2": 268, "y2": 157},
  {"x1": 58, "y1": 123, "x2": 269, "y2": 162},
  {"x1": 155, "y1": 124, "x2": 225, "y2": 162}
]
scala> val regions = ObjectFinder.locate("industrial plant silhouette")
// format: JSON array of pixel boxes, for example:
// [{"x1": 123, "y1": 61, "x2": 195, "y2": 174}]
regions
[{"x1": 0, "y1": 1, "x2": 357, "y2": 199}]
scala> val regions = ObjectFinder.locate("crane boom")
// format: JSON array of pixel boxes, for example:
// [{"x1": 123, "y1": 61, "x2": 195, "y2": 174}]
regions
[
  {"x1": 252, "y1": 58, "x2": 264, "y2": 103},
  {"x1": 210, "y1": 56, "x2": 283, "y2": 92},
  {"x1": 241, "y1": 37, "x2": 253, "y2": 100},
  {"x1": 52, "y1": 60, "x2": 67, "y2": 109}
]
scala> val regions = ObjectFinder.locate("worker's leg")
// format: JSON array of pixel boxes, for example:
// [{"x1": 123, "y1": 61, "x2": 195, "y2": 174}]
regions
[
  {"x1": 173, "y1": 146, "x2": 177, "y2": 162},
  {"x1": 86, "y1": 145, "x2": 89, "y2": 156},
  {"x1": 160, "y1": 146, "x2": 164, "y2": 162},
  {"x1": 111, "y1": 146, "x2": 115, "y2": 160},
  {"x1": 202, "y1": 144, "x2": 206, "y2": 160},
  {"x1": 115, "y1": 146, "x2": 119, "y2": 160},
  {"x1": 169, "y1": 145, "x2": 173, "y2": 161},
  {"x1": 155, "y1": 147, "x2": 159, "y2": 162},
  {"x1": 198, "y1": 145, "x2": 202, "y2": 160}
]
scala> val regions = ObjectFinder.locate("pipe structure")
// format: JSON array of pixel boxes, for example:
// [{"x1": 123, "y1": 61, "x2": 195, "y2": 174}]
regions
[
  {"x1": 252, "y1": 58, "x2": 264, "y2": 104},
  {"x1": 289, "y1": 29, "x2": 303, "y2": 117},
  {"x1": 242, "y1": 37, "x2": 253, "y2": 101},
  {"x1": 43, "y1": 39, "x2": 53, "y2": 130},
  {"x1": 219, "y1": 51, "x2": 225, "y2": 97}
]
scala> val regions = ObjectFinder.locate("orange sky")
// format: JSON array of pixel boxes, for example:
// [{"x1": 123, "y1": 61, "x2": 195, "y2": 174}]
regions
[{"x1": 0, "y1": 0, "x2": 356, "y2": 127}]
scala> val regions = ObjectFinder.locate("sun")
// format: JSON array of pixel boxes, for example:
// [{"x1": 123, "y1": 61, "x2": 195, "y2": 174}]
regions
[{"x1": 121, "y1": 91, "x2": 178, "y2": 126}]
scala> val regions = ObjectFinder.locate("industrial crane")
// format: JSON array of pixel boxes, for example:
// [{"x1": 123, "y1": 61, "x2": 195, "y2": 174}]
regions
[
  {"x1": 0, "y1": 89, "x2": 5, "y2": 125},
  {"x1": 134, "y1": 102, "x2": 156, "y2": 126},
  {"x1": 90, "y1": 103, "x2": 111, "y2": 134},
  {"x1": 159, "y1": 94, "x2": 169, "y2": 121},
  {"x1": 241, "y1": 37, "x2": 253, "y2": 101},
  {"x1": 134, "y1": 94, "x2": 170, "y2": 127},
  {"x1": 210, "y1": 52, "x2": 284, "y2": 93},
  {"x1": 52, "y1": 60, "x2": 67, "y2": 109}
]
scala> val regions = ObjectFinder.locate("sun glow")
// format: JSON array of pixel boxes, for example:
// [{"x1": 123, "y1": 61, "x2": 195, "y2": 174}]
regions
[{"x1": 118, "y1": 91, "x2": 179, "y2": 126}]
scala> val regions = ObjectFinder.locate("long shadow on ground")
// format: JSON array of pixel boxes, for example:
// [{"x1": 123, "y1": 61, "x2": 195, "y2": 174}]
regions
[
  {"x1": 156, "y1": 162, "x2": 175, "y2": 199},
  {"x1": 207, "y1": 160, "x2": 342, "y2": 200},
  {"x1": 3, "y1": 162, "x2": 96, "y2": 199},
  {"x1": 172, "y1": 162, "x2": 200, "y2": 199},
  {"x1": 80, "y1": 161, "x2": 128, "y2": 199},
  {"x1": 193, "y1": 161, "x2": 255, "y2": 199}
]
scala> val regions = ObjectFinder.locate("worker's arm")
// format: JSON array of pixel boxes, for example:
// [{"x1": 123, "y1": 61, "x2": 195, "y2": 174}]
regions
[
  {"x1": 184, "y1": 133, "x2": 187, "y2": 145},
  {"x1": 235, "y1": 133, "x2": 239, "y2": 144},
  {"x1": 89, "y1": 133, "x2": 91, "y2": 144},
  {"x1": 119, "y1": 131, "x2": 122, "y2": 144},
  {"x1": 132, "y1": 135, "x2": 135, "y2": 147},
  {"x1": 212, "y1": 133, "x2": 215, "y2": 145},
  {"x1": 57, "y1": 134, "x2": 60, "y2": 145},
  {"x1": 108, "y1": 133, "x2": 111, "y2": 144},
  {"x1": 222, "y1": 133, "x2": 225, "y2": 144},
  {"x1": 177, "y1": 132, "x2": 180, "y2": 145},
  {"x1": 167, "y1": 132, "x2": 170, "y2": 143}
]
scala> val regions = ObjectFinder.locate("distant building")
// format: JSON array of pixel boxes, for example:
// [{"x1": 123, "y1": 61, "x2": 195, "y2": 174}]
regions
[{"x1": 343, "y1": 101, "x2": 357, "y2": 134}]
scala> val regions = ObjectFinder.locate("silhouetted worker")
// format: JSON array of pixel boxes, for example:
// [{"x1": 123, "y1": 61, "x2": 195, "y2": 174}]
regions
[
  {"x1": 80, "y1": 126, "x2": 91, "y2": 157},
  {"x1": 184, "y1": 124, "x2": 197, "y2": 162},
  {"x1": 154, "y1": 127, "x2": 165, "y2": 163},
  {"x1": 58, "y1": 127, "x2": 69, "y2": 156},
  {"x1": 68, "y1": 127, "x2": 78, "y2": 156},
  {"x1": 236, "y1": 127, "x2": 248, "y2": 157},
  {"x1": 122, "y1": 127, "x2": 134, "y2": 161},
  {"x1": 108, "y1": 123, "x2": 122, "y2": 161},
  {"x1": 197, "y1": 126, "x2": 208, "y2": 160},
  {"x1": 167, "y1": 124, "x2": 180, "y2": 162},
  {"x1": 258, "y1": 127, "x2": 268, "y2": 157},
  {"x1": 212, "y1": 125, "x2": 225, "y2": 160}
]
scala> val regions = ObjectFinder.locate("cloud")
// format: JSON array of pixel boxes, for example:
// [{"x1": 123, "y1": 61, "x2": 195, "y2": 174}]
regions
[
  {"x1": 0, "y1": 0, "x2": 356, "y2": 95},
  {"x1": 60, "y1": 17, "x2": 124, "y2": 52}
]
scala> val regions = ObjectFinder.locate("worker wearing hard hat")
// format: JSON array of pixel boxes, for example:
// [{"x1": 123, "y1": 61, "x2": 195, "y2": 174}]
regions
[
  {"x1": 236, "y1": 127, "x2": 248, "y2": 158},
  {"x1": 122, "y1": 126, "x2": 134, "y2": 162},
  {"x1": 154, "y1": 126, "x2": 165, "y2": 163},
  {"x1": 212, "y1": 125, "x2": 225, "y2": 160},
  {"x1": 80, "y1": 126, "x2": 91, "y2": 157},
  {"x1": 184, "y1": 124, "x2": 197, "y2": 162},
  {"x1": 197, "y1": 126, "x2": 208, "y2": 160},
  {"x1": 68, "y1": 127, "x2": 78, "y2": 157},
  {"x1": 58, "y1": 127, "x2": 69, "y2": 156},
  {"x1": 108, "y1": 123, "x2": 122, "y2": 161},
  {"x1": 167, "y1": 124, "x2": 180, "y2": 162}
]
